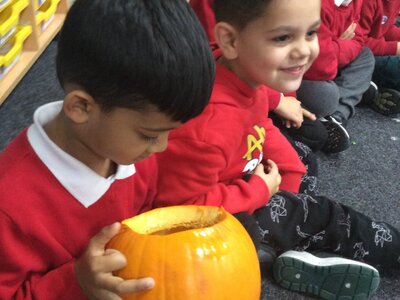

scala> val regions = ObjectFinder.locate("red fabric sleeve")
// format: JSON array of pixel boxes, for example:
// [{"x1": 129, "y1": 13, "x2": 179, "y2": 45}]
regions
[
  {"x1": 304, "y1": 13, "x2": 339, "y2": 80},
  {"x1": 359, "y1": 0, "x2": 399, "y2": 56},
  {"x1": 364, "y1": 36, "x2": 398, "y2": 56},
  {"x1": 305, "y1": 0, "x2": 364, "y2": 79},
  {"x1": 337, "y1": 22, "x2": 364, "y2": 67},
  {"x1": 155, "y1": 138, "x2": 270, "y2": 214},
  {"x1": 384, "y1": 26, "x2": 400, "y2": 42},
  {"x1": 262, "y1": 119, "x2": 306, "y2": 193},
  {"x1": 266, "y1": 88, "x2": 282, "y2": 111},
  {"x1": 0, "y1": 213, "x2": 86, "y2": 300}
]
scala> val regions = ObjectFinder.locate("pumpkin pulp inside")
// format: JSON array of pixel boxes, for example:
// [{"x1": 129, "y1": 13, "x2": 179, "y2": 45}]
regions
[{"x1": 122, "y1": 206, "x2": 226, "y2": 235}]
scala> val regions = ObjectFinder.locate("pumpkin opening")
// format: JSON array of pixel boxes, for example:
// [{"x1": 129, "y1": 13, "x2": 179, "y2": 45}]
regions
[{"x1": 122, "y1": 206, "x2": 226, "y2": 235}]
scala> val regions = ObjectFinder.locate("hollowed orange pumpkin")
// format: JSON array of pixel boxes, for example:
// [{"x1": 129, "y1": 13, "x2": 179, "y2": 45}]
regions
[{"x1": 106, "y1": 205, "x2": 261, "y2": 300}]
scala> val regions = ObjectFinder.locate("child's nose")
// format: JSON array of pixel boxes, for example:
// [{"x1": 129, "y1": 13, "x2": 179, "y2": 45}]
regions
[{"x1": 292, "y1": 39, "x2": 311, "y2": 58}]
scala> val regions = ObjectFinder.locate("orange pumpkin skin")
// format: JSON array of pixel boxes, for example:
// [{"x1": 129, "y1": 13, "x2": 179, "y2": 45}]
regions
[{"x1": 106, "y1": 205, "x2": 261, "y2": 300}]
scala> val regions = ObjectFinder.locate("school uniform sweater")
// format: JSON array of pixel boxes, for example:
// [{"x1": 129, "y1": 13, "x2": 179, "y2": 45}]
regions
[
  {"x1": 305, "y1": 0, "x2": 364, "y2": 80},
  {"x1": 0, "y1": 104, "x2": 157, "y2": 300},
  {"x1": 155, "y1": 63, "x2": 306, "y2": 214},
  {"x1": 359, "y1": 0, "x2": 400, "y2": 56}
]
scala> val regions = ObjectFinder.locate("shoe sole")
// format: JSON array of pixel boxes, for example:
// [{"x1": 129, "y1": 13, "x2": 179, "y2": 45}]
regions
[
  {"x1": 320, "y1": 117, "x2": 351, "y2": 154},
  {"x1": 371, "y1": 88, "x2": 400, "y2": 115},
  {"x1": 327, "y1": 116, "x2": 350, "y2": 139},
  {"x1": 273, "y1": 251, "x2": 380, "y2": 300}
]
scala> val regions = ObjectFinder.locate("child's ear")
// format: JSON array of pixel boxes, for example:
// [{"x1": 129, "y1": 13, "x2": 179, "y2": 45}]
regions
[
  {"x1": 63, "y1": 90, "x2": 96, "y2": 124},
  {"x1": 214, "y1": 22, "x2": 239, "y2": 59}
]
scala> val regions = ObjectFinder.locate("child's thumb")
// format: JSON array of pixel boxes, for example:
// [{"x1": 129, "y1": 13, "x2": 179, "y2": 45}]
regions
[{"x1": 89, "y1": 222, "x2": 121, "y2": 253}]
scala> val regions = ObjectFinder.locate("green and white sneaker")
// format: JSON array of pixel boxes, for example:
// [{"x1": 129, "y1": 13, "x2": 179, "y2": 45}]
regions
[{"x1": 273, "y1": 250, "x2": 380, "y2": 300}]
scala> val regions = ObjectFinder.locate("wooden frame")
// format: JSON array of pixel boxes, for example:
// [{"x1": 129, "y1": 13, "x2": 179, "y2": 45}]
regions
[{"x1": 0, "y1": 0, "x2": 68, "y2": 105}]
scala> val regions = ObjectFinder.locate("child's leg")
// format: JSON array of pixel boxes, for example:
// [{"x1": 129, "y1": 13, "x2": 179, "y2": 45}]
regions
[
  {"x1": 290, "y1": 140, "x2": 318, "y2": 196},
  {"x1": 295, "y1": 81, "x2": 352, "y2": 153},
  {"x1": 373, "y1": 56, "x2": 400, "y2": 90},
  {"x1": 270, "y1": 111, "x2": 328, "y2": 152},
  {"x1": 280, "y1": 136, "x2": 319, "y2": 197},
  {"x1": 334, "y1": 47, "x2": 375, "y2": 120},
  {"x1": 233, "y1": 212, "x2": 276, "y2": 268},
  {"x1": 297, "y1": 80, "x2": 340, "y2": 118},
  {"x1": 367, "y1": 55, "x2": 400, "y2": 115},
  {"x1": 254, "y1": 190, "x2": 400, "y2": 268}
]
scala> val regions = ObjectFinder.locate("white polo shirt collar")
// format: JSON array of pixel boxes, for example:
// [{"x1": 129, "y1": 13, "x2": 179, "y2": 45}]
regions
[
  {"x1": 27, "y1": 101, "x2": 136, "y2": 208},
  {"x1": 335, "y1": 0, "x2": 352, "y2": 6}
]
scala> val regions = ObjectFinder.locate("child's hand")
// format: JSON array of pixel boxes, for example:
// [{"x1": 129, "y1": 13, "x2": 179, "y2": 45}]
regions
[
  {"x1": 340, "y1": 22, "x2": 356, "y2": 40},
  {"x1": 273, "y1": 96, "x2": 316, "y2": 128},
  {"x1": 74, "y1": 223, "x2": 154, "y2": 299},
  {"x1": 254, "y1": 160, "x2": 281, "y2": 196}
]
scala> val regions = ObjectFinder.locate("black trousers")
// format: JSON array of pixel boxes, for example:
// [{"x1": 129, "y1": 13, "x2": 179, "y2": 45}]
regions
[
  {"x1": 236, "y1": 141, "x2": 400, "y2": 269},
  {"x1": 253, "y1": 191, "x2": 400, "y2": 268},
  {"x1": 270, "y1": 112, "x2": 328, "y2": 152}
]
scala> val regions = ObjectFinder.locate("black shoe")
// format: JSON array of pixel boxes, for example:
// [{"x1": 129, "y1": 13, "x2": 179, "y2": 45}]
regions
[
  {"x1": 360, "y1": 81, "x2": 379, "y2": 106},
  {"x1": 320, "y1": 115, "x2": 350, "y2": 154},
  {"x1": 273, "y1": 250, "x2": 380, "y2": 300},
  {"x1": 285, "y1": 119, "x2": 328, "y2": 152},
  {"x1": 233, "y1": 212, "x2": 277, "y2": 269},
  {"x1": 370, "y1": 88, "x2": 400, "y2": 116},
  {"x1": 330, "y1": 111, "x2": 348, "y2": 127},
  {"x1": 258, "y1": 241, "x2": 277, "y2": 268}
]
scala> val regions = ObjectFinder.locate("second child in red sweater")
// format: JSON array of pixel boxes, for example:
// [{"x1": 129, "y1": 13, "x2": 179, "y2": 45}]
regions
[
  {"x1": 156, "y1": 0, "x2": 400, "y2": 298},
  {"x1": 297, "y1": 0, "x2": 375, "y2": 151},
  {"x1": 358, "y1": 0, "x2": 400, "y2": 115}
]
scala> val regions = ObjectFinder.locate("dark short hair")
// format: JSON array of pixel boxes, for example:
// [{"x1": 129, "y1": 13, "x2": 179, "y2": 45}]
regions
[
  {"x1": 214, "y1": 0, "x2": 272, "y2": 29},
  {"x1": 56, "y1": 0, "x2": 215, "y2": 122}
]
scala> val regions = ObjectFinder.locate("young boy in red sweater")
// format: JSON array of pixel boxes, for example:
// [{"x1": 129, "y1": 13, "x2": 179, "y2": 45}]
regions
[
  {"x1": 156, "y1": 0, "x2": 400, "y2": 298},
  {"x1": 189, "y1": 0, "x2": 351, "y2": 154},
  {"x1": 0, "y1": 0, "x2": 214, "y2": 299},
  {"x1": 358, "y1": 0, "x2": 400, "y2": 115},
  {"x1": 297, "y1": 0, "x2": 375, "y2": 151}
]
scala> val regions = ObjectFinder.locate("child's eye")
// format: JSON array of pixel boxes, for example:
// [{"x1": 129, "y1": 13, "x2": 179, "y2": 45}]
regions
[
  {"x1": 306, "y1": 30, "x2": 318, "y2": 39},
  {"x1": 273, "y1": 35, "x2": 290, "y2": 43},
  {"x1": 142, "y1": 134, "x2": 159, "y2": 144}
]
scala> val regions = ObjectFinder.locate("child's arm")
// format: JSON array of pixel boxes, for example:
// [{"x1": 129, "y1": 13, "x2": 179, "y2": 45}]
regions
[
  {"x1": 340, "y1": 22, "x2": 356, "y2": 40},
  {"x1": 0, "y1": 217, "x2": 153, "y2": 300},
  {"x1": 359, "y1": 0, "x2": 400, "y2": 56},
  {"x1": 75, "y1": 223, "x2": 154, "y2": 299},
  {"x1": 156, "y1": 138, "x2": 274, "y2": 214},
  {"x1": 273, "y1": 95, "x2": 316, "y2": 128},
  {"x1": 306, "y1": 1, "x2": 362, "y2": 78},
  {"x1": 255, "y1": 159, "x2": 281, "y2": 197}
]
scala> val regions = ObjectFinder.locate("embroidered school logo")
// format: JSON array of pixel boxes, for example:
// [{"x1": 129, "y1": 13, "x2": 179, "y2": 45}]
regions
[
  {"x1": 242, "y1": 125, "x2": 265, "y2": 173},
  {"x1": 381, "y1": 16, "x2": 388, "y2": 25}
]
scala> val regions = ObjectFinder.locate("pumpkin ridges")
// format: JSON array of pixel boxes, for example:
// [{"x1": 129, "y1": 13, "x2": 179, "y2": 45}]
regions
[{"x1": 106, "y1": 206, "x2": 261, "y2": 300}]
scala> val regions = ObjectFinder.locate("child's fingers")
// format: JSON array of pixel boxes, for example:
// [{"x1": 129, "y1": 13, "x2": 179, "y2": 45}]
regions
[
  {"x1": 117, "y1": 278, "x2": 155, "y2": 295},
  {"x1": 98, "y1": 249, "x2": 127, "y2": 273},
  {"x1": 88, "y1": 223, "x2": 121, "y2": 255},
  {"x1": 302, "y1": 108, "x2": 316, "y2": 120},
  {"x1": 266, "y1": 159, "x2": 278, "y2": 170},
  {"x1": 97, "y1": 274, "x2": 154, "y2": 296}
]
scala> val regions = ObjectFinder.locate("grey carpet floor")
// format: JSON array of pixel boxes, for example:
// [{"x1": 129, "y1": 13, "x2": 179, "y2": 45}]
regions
[{"x1": 1, "y1": 41, "x2": 399, "y2": 299}]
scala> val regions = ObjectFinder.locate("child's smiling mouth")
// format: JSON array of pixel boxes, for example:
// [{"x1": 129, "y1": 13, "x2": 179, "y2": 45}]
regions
[{"x1": 281, "y1": 65, "x2": 306, "y2": 76}]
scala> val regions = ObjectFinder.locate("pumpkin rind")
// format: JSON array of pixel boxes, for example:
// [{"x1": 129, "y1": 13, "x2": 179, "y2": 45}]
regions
[{"x1": 106, "y1": 205, "x2": 261, "y2": 300}]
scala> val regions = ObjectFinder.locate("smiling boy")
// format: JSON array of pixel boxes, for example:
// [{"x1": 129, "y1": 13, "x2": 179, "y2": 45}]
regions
[{"x1": 155, "y1": 0, "x2": 400, "y2": 299}]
